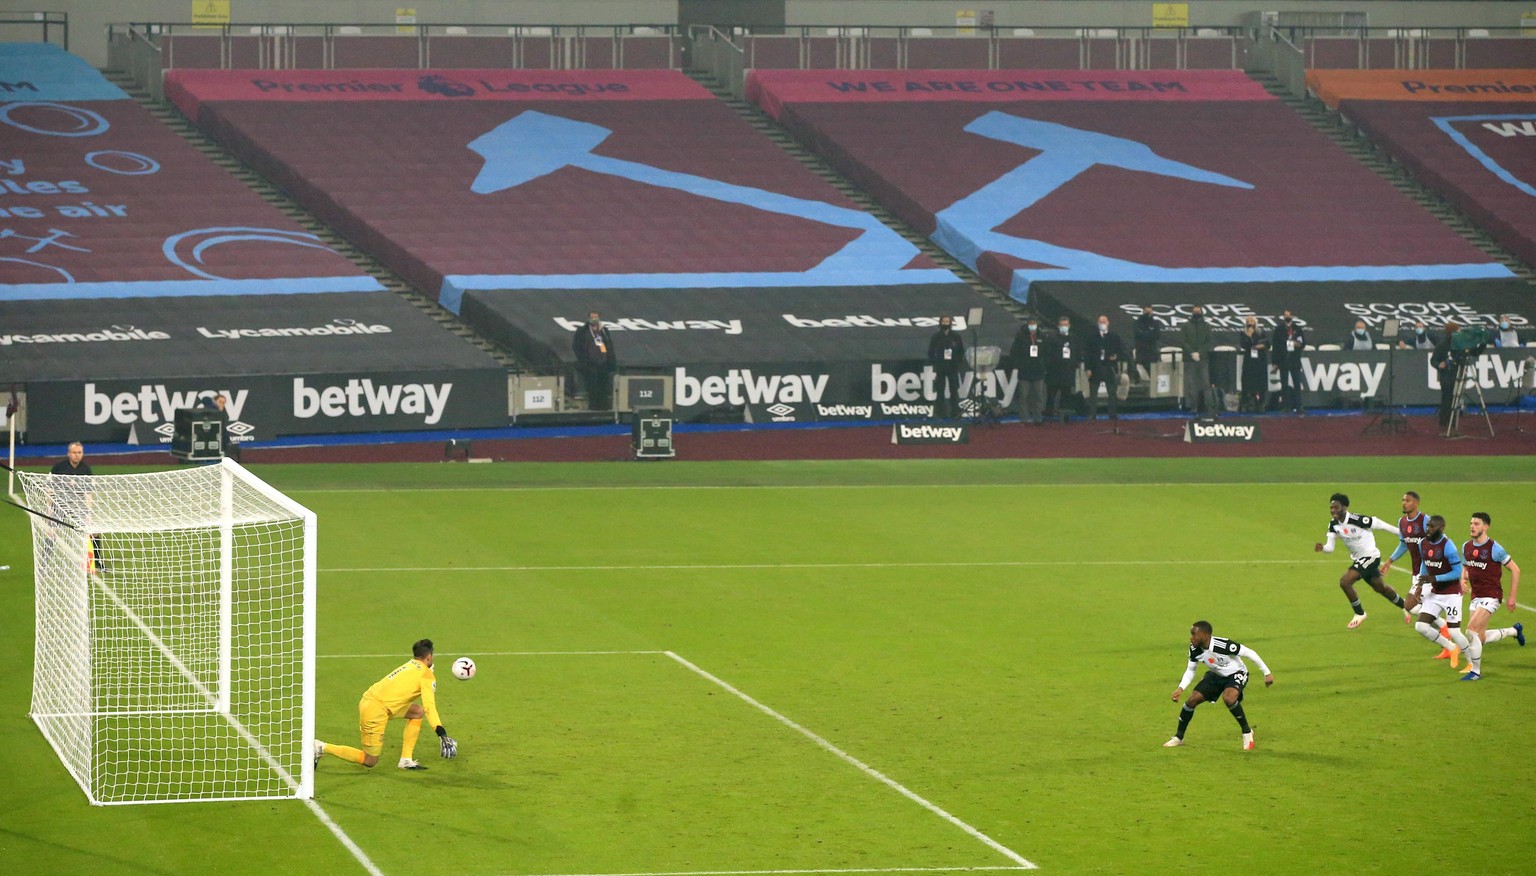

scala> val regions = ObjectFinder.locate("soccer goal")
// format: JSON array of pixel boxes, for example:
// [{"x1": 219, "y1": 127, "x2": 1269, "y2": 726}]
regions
[{"x1": 17, "y1": 459, "x2": 315, "y2": 805}]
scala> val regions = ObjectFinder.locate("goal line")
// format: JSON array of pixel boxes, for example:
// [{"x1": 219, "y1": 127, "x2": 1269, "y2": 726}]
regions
[{"x1": 317, "y1": 649, "x2": 1038, "y2": 874}]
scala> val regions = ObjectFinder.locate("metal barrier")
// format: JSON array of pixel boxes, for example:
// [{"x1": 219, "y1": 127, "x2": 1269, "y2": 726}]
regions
[
  {"x1": 107, "y1": 21, "x2": 684, "y2": 97},
  {"x1": 0, "y1": 11, "x2": 67, "y2": 49},
  {"x1": 690, "y1": 25, "x2": 745, "y2": 96},
  {"x1": 1274, "y1": 25, "x2": 1536, "y2": 71},
  {"x1": 730, "y1": 24, "x2": 1248, "y2": 76}
]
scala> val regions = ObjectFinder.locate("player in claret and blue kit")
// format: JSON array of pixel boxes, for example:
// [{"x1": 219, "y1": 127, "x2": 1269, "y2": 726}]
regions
[
  {"x1": 1314, "y1": 492, "x2": 1408, "y2": 628},
  {"x1": 1382, "y1": 490, "x2": 1452, "y2": 648},
  {"x1": 1409, "y1": 515, "x2": 1473, "y2": 673},
  {"x1": 1164, "y1": 621, "x2": 1274, "y2": 751},
  {"x1": 1457, "y1": 512, "x2": 1524, "y2": 681},
  {"x1": 1381, "y1": 490, "x2": 1429, "y2": 616}
]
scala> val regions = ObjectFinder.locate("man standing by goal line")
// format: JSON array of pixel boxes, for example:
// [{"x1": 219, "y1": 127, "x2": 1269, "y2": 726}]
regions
[
  {"x1": 1165, "y1": 621, "x2": 1274, "y2": 751},
  {"x1": 316, "y1": 639, "x2": 458, "y2": 771}
]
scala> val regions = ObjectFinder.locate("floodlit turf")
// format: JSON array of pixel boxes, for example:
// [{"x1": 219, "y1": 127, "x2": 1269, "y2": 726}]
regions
[{"x1": 2, "y1": 457, "x2": 1533, "y2": 875}]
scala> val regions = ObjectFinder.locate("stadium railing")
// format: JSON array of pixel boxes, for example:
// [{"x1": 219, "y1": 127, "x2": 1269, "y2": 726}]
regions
[
  {"x1": 0, "y1": 10, "x2": 68, "y2": 50},
  {"x1": 108, "y1": 22, "x2": 685, "y2": 99}
]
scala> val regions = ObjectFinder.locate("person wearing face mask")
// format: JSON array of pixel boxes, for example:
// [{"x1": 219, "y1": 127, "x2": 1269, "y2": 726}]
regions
[
  {"x1": 1179, "y1": 305, "x2": 1217, "y2": 416},
  {"x1": 1269, "y1": 310, "x2": 1307, "y2": 414},
  {"x1": 1346, "y1": 320, "x2": 1374, "y2": 352},
  {"x1": 1493, "y1": 315, "x2": 1521, "y2": 348},
  {"x1": 1239, "y1": 317, "x2": 1269, "y2": 413},
  {"x1": 1085, "y1": 314, "x2": 1124, "y2": 426},
  {"x1": 1398, "y1": 321, "x2": 1437, "y2": 351},
  {"x1": 572, "y1": 310, "x2": 617, "y2": 410},
  {"x1": 927, "y1": 314, "x2": 966, "y2": 419},
  {"x1": 1008, "y1": 315, "x2": 1048, "y2": 424},
  {"x1": 1044, "y1": 315, "x2": 1081, "y2": 423},
  {"x1": 1133, "y1": 305, "x2": 1161, "y2": 385}
]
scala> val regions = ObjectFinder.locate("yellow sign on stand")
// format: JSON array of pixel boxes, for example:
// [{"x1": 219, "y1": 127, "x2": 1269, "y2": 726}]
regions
[
  {"x1": 1152, "y1": 3, "x2": 1190, "y2": 29},
  {"x1": 396, "y1": 7, "x2": 418, "y2": 35},
  {"x1": 956, "y1": 9, "x2": 977, "y2": 36},
  {"x1": 191, "y1": 0, "x2": 231, "y2": 29}
]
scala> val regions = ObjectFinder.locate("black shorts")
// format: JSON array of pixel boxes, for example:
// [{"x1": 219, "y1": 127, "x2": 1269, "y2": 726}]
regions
[
  {"x1": 1195, "y1": 670, "x2": 1247, "y2": 703},
  {"x1": 1349, "y1": 556, "x2": 1382, "y2": 580}
]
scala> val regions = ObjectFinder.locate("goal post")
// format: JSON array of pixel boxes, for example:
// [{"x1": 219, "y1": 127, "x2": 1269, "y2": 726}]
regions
[{"x1": 18, "y1": 459, "x2": 316, "y2": 805}]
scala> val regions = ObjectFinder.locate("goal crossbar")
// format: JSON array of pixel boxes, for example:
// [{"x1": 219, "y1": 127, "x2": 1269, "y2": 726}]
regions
[{"x1": 20, "y1": 459, "x2": 315, "y2": 805}]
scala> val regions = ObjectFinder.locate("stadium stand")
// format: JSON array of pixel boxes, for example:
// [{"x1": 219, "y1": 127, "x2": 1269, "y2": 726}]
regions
[
  {"x1": 0, "y1": 44, "x2": 507, "y2": 443},
  {"x1": 1309, "y1": 68, "x2": 1536, "y2": 268},
  {"x1": 0, "y1": 44, "x2": 370, "y2": 297},
  {"x1": 748, "y1": 68, "x2": 1514, "y2": 302},
  {"x1": 164, "y1": 68, "x2": 1018, "y2": 395}
]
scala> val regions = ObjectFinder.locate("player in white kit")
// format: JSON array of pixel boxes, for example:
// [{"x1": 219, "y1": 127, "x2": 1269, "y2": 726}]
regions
[
  {"x1": 1165, "y1": 621, "x2": 1274, "y2": 751},
  {"x1": 1314, "y1": 493, "x2": 1408, "y2": 628}
]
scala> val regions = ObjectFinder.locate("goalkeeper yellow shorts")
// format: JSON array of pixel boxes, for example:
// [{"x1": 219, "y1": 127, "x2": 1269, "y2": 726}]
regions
[{"x1": 358, "y1": 697, "x2": 391, "y2": 756}]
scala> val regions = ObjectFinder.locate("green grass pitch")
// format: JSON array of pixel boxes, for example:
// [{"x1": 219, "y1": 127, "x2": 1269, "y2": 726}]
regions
[{"x1": 2, "y1": 457, "x2": 1533, "y2": 874}]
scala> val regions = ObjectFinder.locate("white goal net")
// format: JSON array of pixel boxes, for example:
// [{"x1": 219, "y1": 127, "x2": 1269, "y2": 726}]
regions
[{"x1": 18, "y1": 459, "x2": 315, "y2": 805}]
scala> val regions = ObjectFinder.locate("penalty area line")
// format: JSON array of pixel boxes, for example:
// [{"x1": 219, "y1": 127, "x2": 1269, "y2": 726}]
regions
[
  {"x1": 508, "y1": 868, "x2": 1032, "y2": 876},
  {"x1": 290, "y1": 480, "x2": 1536, "y2": 495},
  {"x1": 317, "y1": 650, "x2": 665, "y2": 659},
  {"x1": 322, "y1": 558, "x2": 1315, "y2": 574},
  {"x1": 664, "y1": 651, "x2": 1038, "y2": 871},
  {"x1": 509, "y1": 860, "x2": 1026, "y2": 866},
  {"x1": 305, "y1": 798, "x2": 386, "y2": 876}
]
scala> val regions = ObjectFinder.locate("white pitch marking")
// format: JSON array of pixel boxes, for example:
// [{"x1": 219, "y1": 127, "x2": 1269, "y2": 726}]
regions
[
  {"x1": 509, "y1": 860, "x2": 1026, "y2": 866},
  {"x1": 318, "y1": 650, "x2": 664, "y2": 659},
  {"x1": 305, "y1": 798, "x2": 386, "y2": 876},
  {"x1": 321, "y1": 558, "x2": 1319, "y2": 574},
  {"x1": 663, "y1": 651, "x2": 1037, "y2": 871},
  {"x1": 509, "y1": 868, "x2": 1030, "y2": 876},
  {"x1": 288, "y1": 480, "x2": 1536, "y2": 495}
]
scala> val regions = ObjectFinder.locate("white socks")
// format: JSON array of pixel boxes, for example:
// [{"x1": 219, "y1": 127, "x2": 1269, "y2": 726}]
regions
[
  {"x1": 1483, "y1": 628, "x2": 1512, "y2": 643},
  {"x1": 1415, "y1": 621, "x2": 1450, "y2": 646}
]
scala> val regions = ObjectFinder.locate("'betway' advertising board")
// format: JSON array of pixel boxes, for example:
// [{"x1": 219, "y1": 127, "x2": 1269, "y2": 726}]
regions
[
  {"x1": 26, "y1": 370, "x2": 506, "y2": 444},
  {"x1": 3, "y1": 292, "x2": 508, "y2": 443},
  {"x1": 669, "y1": 348, "x2": 1529, "y2": 419},
  {"x1": 1265, "y1": 348, "x2": 1531, "y2": 407},
  {"x1": 459, "y1": 285, "x2": 1018, "y2": 369},
  {"x1": 673, "y1": 361, "x2": 1020, "y2": 419}
]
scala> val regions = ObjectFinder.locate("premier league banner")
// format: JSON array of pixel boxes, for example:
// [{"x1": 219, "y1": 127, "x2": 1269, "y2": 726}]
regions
[{"x1": 1307, "y1": 68, "x2": 1536, "y2": 266}]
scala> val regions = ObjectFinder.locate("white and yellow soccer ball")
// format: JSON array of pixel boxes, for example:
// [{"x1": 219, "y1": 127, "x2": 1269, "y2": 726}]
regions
[{"x1": 450, "y1": 656, "x2": 476, "y2": 680}]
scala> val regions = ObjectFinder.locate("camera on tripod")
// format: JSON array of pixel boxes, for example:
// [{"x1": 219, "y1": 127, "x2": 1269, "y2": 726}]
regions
[{"x1": 1450, "y1": 325, "x2": 1492, "y2": 362}]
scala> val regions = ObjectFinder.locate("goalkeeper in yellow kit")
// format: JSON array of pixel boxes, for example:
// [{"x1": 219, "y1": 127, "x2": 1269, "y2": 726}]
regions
[{"x1": 314, "y1": 638, "x2": 458, "y2": 770}]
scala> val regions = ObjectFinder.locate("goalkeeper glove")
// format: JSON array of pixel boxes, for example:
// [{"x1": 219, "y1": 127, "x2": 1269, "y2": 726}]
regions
[{"x1": 436, "y1": 725, "x2": 457, "y2": 759}]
